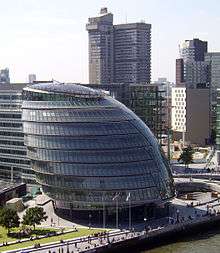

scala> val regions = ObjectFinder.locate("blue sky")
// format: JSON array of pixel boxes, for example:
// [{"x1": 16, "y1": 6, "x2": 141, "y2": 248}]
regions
[{"x1": 0, "y1": 0, "x2": 219, "y2": 83}]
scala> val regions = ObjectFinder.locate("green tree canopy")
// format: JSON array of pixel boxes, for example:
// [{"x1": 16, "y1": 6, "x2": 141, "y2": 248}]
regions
[
  {"x1": 22, "y1": 207, "x2": 48, "y2": 230},
  {"x1": 178, "y1": 146, "x2": 194, "y2": 168},
  {"x1": 0, "y1": 207, "x2": 20, "y2": 233}
]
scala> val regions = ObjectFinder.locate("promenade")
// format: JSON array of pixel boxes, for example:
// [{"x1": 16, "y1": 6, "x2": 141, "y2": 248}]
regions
[
  {"x1": 5, "y1": 164, "x2": 220, "y2": 253},
  {"x1": 5, "y1": 189, "x2": 220, "y2": 253}
]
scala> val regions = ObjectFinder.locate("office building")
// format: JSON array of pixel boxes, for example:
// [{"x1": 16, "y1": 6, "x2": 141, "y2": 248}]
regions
[
  {"x1": 86, "y1": 7, "x2": 114, "y2": 84},
  {"x1": 181, "y1": 39, "x2": 207, "y2": 62},
  {"x1": 82, "y1": 83, "x2": 129, "y2": 106},
  {"x1": 176, "y1": 38, "x2": 208, "y2": 88},
  {"x1": 86, "y1": 8, "x2": 151, "y2": 84},
  {"x1": 114, "y1": 23, "x2": 151, "y2": 84},
  {"x1": 0, "y1": 68, "x2": 10, "y2": 84},
  {"x1": 129, "y1": 84, "x2": 166, "y2": 144},
  {"x1": 205, "y1": 53, "x2": 220, "y2": 90},
  {"x1": 28, "y1": 74, "x2": 37, "y2": 84},
  {"x1": 0, "y1": 84, "x2": 34, "y2": 184},
  {"x1": 216, "y1": 89, "x2": 220, "y2": 163},
  {"x1": 205, "y1": 53, "x2": 220, "y2": 128},
  {"x1": 176, "y1": 59, "x2": 184, "y2": 85},
  {"x1": 83, "y1": 83, "x2": 165, "y2": 144},
  {"x1": 22, "y1": 82, "x2": 175, "y2": 217},
  {"x1": 171, "y1": 87, "x2": 210, "y2": 146}
]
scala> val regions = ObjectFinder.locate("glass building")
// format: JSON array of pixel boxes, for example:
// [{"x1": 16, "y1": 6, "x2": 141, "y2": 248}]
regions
[
  {"x1": 22, "y1": 82, "x2": 175, "y2": 214},
  {"x1": 0, "y1": 83, "x2": 33, "y2": 183}
]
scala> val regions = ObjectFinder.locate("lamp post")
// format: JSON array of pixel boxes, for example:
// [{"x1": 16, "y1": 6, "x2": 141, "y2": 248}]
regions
[
  {"x1": 126, "y1": 192, "x2": 131, "y2": 230},
  {"x1": 11, "y1": 166, "x2": 13, "y2": 183},
  {"x1": 113, "y1": 193, "x2": 120, "y2": 229},
  {"x1": 144, "y1": 217, "x2": 147, "y2": 230},
  {"x1": 116, "y1": 198, "x2": 119, "y2": 229},
  {"x1": 102, "y1": 194, "x2": 106, "y2": 229},
  {"x1": 89, "y1": 213, "x2": 92, "y2": 228}
]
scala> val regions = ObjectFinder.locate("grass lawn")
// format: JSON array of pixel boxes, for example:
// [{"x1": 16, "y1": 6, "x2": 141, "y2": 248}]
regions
[
  {"x1": 0, "y1": 226, "x2": 59, "y2": 244},
  {"x1": 0, "y1": 227, "x2": 103, "y2": 252}
]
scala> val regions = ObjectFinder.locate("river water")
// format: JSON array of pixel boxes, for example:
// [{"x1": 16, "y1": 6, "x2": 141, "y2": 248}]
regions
[{"x1": 139, "y1": 228, "x2": 220, "y2": 253}]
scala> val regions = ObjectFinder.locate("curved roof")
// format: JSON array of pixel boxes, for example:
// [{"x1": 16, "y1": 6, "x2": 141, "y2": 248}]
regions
[{"x1": 24, "y1": 82, "x2": 104, "y2": 98}]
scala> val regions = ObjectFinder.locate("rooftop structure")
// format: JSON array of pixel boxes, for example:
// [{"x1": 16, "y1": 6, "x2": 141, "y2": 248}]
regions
[{"x1": 0, "y1": 180, "x2": 26, "y2": 206}]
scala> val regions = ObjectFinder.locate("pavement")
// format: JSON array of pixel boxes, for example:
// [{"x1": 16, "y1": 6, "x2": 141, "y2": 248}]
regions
[
  {"x1": 9, "y1": 189, "x2": 220, "y2": 253},
  {"x1": 10, "y1": 160, "x2": 220, "y2": 253},
  {"x1": 19, "y1": 196, "x2": 85, "y2": 229},
  {"x1": 16, "y1": 230, "x2": 140, "y2": 253}
]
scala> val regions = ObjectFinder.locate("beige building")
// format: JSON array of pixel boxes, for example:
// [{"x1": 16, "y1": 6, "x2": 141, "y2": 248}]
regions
[{"x1": 171, "y1": 87, "x2": 210, "y2": 146}]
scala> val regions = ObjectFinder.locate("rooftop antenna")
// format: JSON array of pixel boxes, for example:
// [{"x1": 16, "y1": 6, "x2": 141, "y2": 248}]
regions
[
  {"x1": 125, "y1": 13, "x2": 127, "y2": 23},
  {"x1": 178, "y1": 44, "x2": 181, "y2": 56}
]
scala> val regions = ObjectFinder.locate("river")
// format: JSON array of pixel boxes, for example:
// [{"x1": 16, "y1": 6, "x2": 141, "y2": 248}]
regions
[{"x1": 139, "y1": 228, "x2": 220, "y2": 253}]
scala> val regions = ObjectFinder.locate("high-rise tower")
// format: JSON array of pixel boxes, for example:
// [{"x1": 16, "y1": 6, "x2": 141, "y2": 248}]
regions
[
  {"x1": 86, "y1": 8, "x2": 114, "y2": 84},
  {"x1": 86, "y1": 8, "x2": 151, "y2": 84},
  {"x1": 114, "y1": 23, "x2": 151, "y2": 84},
  {"x1": 176, "y1": 38, "x2": 208, "y2": 88}
]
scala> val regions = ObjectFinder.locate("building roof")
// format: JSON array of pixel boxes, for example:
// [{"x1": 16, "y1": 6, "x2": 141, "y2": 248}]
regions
[
  {"x1": 0, "y1": 83, "x2": 28, "y2": 91},
  {"x1": 24, "y1": 82, "x2": 104, "y2": 98},
  {"x1": 0, "y1": 180, "x2": 25, "y2": 195}
]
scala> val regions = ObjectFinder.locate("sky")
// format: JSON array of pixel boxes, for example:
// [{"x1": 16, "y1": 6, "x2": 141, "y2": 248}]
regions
[{"x1": 0, "y1": 0, "x2": 220, "y2": 83}]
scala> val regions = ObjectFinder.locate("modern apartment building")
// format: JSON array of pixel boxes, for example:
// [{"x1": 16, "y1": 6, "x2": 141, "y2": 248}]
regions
[
  {"x1": 171, "y1": 87, "x2": 210, "y2": 146},
  {"x1": 86, "y1": 8, "x2": 151, "y2": 84},
  {"x1": 176, "y1": 38, "x2": 208, "y2": 88},
  {"x1": 0, "y1": 83, "x2": 34, "y2": 184}
]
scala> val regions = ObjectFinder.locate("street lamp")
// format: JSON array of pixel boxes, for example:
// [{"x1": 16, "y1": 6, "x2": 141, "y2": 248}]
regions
[
  {"x1": 113, "y1": 193, "x2": 120, "y2": 229},
  {"x1": 144, "y1": 217, "x2": 147, "y2": 230},
  {"x1": 89, "y1": 213, "x2": 92, "y2": 228},
  {"x1": 102, "y1": 194, "x2": 106, "y2": 229},
  {"x1": 126, "y1": 192, "x2": 131, "y2": 230}
]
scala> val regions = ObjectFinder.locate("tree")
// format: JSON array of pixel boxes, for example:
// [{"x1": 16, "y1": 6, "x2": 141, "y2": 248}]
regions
[
  {"x1": 178, "y1": 146, "x2": 194, "y2": 169},
  {"x1": 22, "y1": 207, "x2": 48, "y2": 230},
  {"x1": 0, "y1": 208, "x2": 20, "y2": 233},
  {"x1": 210, "y1": 128, "x2": 216, "y2": 145}
]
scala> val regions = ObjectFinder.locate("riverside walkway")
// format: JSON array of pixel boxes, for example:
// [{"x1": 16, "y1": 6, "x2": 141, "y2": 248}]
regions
[
  {"x1": 5, "y1": 175, "x2": 220, "y2": 253},
  {"x1": 6, "y1": 212, "x2": 220, "y2": 253},
  {"x1": 6, "y1": 191, "x2": 220, "y2": 253}
]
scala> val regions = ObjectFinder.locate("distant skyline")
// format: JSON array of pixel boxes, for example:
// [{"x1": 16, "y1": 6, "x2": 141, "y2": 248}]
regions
[{"x1": 0, "y1": 0, "x2": 220, "y2": 83}]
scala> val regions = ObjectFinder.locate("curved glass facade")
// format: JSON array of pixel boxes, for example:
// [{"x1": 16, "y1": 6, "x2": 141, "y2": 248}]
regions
[{"x1": 22, "y1": 83, "x2": 175, "y2": 211}]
